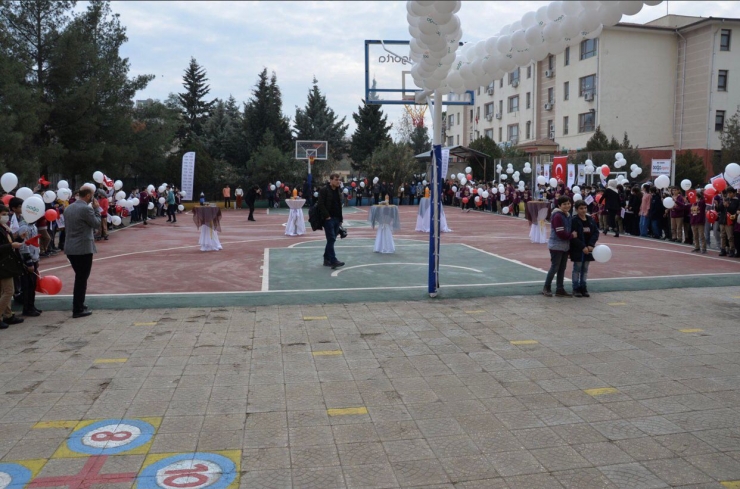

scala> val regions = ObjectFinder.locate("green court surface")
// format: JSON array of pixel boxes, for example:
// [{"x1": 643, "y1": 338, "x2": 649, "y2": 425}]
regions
[{"x1": 267, "y1": 239, "x2": 545, "y2": 291}]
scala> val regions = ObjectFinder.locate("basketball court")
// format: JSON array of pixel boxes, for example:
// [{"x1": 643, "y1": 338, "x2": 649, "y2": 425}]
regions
[{"x1": 32, "y1": 205, "x2": 740, "y2": 311}]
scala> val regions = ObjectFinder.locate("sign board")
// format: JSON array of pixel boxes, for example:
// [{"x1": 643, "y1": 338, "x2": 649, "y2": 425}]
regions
[
  {"x1": 180, "y1": 152, "x2": 195, "y2": 201},
  {"x1": 577, "y1": 164, "x2": 586, "y2": 185},
  {"x1": 441, "y1": 148, "x2": 450, "y2": 181},
  {"x1": 651, "y1": 159, "x2": 671, "y2": 177},
  {"x1": 567, "y1": 164, "x2": 575, "y2": 187}
]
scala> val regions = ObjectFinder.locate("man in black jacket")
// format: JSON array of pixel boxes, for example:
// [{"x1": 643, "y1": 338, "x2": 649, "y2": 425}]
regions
[
  {"x1": 245, "y1": 184, "x2": 261, "y2": 222},
  {"x1": 318, "y1": 173, "x2": 344, "y2": 269}
]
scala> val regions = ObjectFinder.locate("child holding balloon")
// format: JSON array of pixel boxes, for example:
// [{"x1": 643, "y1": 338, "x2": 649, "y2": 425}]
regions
[
  {"x1": 570, "y1": 200, "x2": 600, "y2": 297},
  {"x1": 13, "y1": 198, "x2": 41, "y2": 317}
]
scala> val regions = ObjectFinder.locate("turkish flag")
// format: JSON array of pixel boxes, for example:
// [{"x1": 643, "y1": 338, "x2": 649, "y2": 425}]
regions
[
  {"x1": 38, "y1": 175, "x2": 50, "y2": 186},
  {"x1": 103, "y1": 175, "x2": 114, "y2": 189},
  {"x1": 25, "y1": 235, "x2": 40, "y2": 247},
  {"x1": 552, "y1": 156, "x2": 567, "y2": 184}
]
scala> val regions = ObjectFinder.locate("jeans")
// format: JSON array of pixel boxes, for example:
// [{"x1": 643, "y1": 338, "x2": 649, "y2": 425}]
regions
[
  {"x1": 323, "y1": 218, "x2": 340, "y2": 263},
  {"x1": 705, "y1": 220, "x2": 713, "y2": 248},
  {"x1": 67, "y1": 254, "x2": 93, "y2": 313},
  {"x1": 21, "y1": 262, "x2": 38, "y2": 312},
  {"x1": 572, "y1": 260, "x2": 590, "y2": 291},
  {"x1": 167, "y1": 204, "x2": 177, "y2": 221},
  {"x1": 639, "y1": 215, "x2": 649, "y2": 236},
  {"x1": 651, "y1": 219, "x2": 663, "y2": 238},
  {"x1": 544, "y1": 250, "x2": 569, "y2": 290}
]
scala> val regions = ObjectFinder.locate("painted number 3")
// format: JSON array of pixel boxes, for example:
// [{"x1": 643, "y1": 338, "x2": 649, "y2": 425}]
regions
[
  {"x1": 90, "y1": 431, "x2": 132, "y2": 442},
  {"x1": 162, "y1": 464, "x2": 209, "y2": 488}
]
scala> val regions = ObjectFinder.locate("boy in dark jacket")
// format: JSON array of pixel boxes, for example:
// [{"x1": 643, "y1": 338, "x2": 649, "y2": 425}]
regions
[
  {"x1": 570, "y1": 200, "x2": 600, "y2": 297},
  {"x1": 543, "y1": 196, "x2": 574, "y2": 297}
]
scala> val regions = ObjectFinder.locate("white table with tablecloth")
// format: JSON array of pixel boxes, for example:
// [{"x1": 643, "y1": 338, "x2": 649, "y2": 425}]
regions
[
  {"x1": 526, "y1": 201, "x2": 551, "y2": 244},
  {"x1": 415, "y1": 197, "x2": 452, "y2": 233},
  {"x1": 192, "y1": 206, "x2": 223, "y2": 251},
  {"x1": 368, "y1": 205, "x2": 401, "y2": 253},
  {"x1": 284, "y1": 198, "x2": 307, "y2": 236}
]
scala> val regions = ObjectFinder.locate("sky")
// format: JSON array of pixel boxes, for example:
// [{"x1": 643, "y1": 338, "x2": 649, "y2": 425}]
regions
[{"x1": 107, "y1": 1, "x2": 740, "y2": 139}]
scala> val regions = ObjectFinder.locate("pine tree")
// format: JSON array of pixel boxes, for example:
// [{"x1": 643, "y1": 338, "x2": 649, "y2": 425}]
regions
[
  {"x1": 178, "y1": 57, "x2": 214, "y2": 139},
  {"x1": 293, "y1": 77, "x2": 349, "y2": 162},
  {"x1": 586, "y1": 126, "x2": 610, "y2": 151},
  {"x1": 720, "y1": 108, "x2": 740, "y2": 173},
  {"x1": 675, "y1": 150, "x2": 707, "y2": 186},
  {"x1": 468, "y1": 136, "x2": 502, "y2": 181},
  {"x1": 243, "y1": 69, "x2": 292, "y2": 162},
  {"x1": 409, "y1": 126, "x2": 431, "y2": 156},
  {"x1": 350, "y1": 101, "x2": 391, "y2": 171},
  {"x1": 201, "y1": 99, "x2": 229, "y2": 160}
]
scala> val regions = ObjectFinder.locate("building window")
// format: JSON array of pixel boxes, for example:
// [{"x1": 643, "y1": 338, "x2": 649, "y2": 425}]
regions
[
  {"x1": 565, "y1": 47, "x2": 570, "y2": 66},
  {"x1": 718, "y1": 70, "x2": 728, "y2": 91},
  {"x1": 484, "y1": 103, "x2": 494, "y2": 117},
  {"x1": 509, "y1": 68, "x2": 520, "y2": 85},
  {"x1": 564, "y1": 81, "x2": 570, "y2": 101},
  {"x1": 563, "y1": 116, "x2": 569, "y2": 135},
  {"x1": 487, "y1": 82, "x2": 494, "y2": 95},
  {"x1": 578, "y1": 112, "x2": 595, "y2": 133},
  {"x1": 527, "y1": 65, "x2": 532, "y2": 79},
  {"x1": 498, "y1": 127, "x2": 502, "y2": 142},
  {"x1": 485, "y1": 128, "x2": 493, "y2": 139},
  {"x1": 507, "y1": 124, "x2": 519, "y2": 142},
  {"x1": 548, "y1": 55, "x2": 554, "y2": 70},
  {"x1": 526, "y1": 121, "x2": 531, "y2": 139},
  {"x1": 447, "y1": 136, "x2": 454, "y2": 146},
  {"x1": 470, "y1": 109, "x2": 474, "y2": 123},
  {"x1": 449, "y1": 114, "x2": 454, "y2": 126},
  {"x1": 456, "y1": 134, "x2": 459, "y2": 145},
  {"x1": 579, "y1": 74, "x2": 596, "y2": 96},
  {"x1": 720, "y1": 29, "x2": 731, "y2": 51},
  {"x1": 580, "y1": 38, "x2": 597, "y2": 60},
  {"x1": 547, "y1": 87, "x2": 554, "y2": 104},
  {"x1": 498, "y1": 100, "x2": 503, "y2": 115},
  {"x1": 457, "y1": 113, "x2": 460, "y2": 125},
  {"x1": 477, "y1": 87, "x2": 481, "y2": 96},
  {"x1": 548, "y1": 120, "x2": 554, "y2": 137},
  {"x1": 526, "y1": 92, "x2": 531, "y2": 109},
  {"x1": 508, "y1": 95, "x2": 519, "y2": 113},
  {"x1": 716, "y1": 110, "x2": 725, "y2": 131},
  {"x1": 500, "y1": 79, "x2": 503, "y2": 88}
]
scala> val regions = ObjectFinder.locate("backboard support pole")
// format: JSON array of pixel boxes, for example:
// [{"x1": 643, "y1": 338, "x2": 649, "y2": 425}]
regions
[{"x1": 429, "y1": 89, "x2": 443, "y2": 298}]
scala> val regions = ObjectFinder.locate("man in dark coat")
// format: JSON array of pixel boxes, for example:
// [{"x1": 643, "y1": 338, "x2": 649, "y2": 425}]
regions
[
  {"x1": 317, "y1": 173, "x2": 344, "y2": 269},
  {"x1": 245, "y1": 184, "x2": 261, "y2": 222}
]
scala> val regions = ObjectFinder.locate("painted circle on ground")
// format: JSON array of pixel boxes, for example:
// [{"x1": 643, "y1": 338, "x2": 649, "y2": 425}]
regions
[
  {"x1": 0, "y1": 463, "x2": 32, "y2": 489},
  {"x1": 138, "y1": 453, "x2": 236, "y2": 489},
  {"x1": 340, "y1": 220, "x2": 371, "y2": 228},
  {"x1": 67, "y1": 419, "x2": 155, "y2": 455}
]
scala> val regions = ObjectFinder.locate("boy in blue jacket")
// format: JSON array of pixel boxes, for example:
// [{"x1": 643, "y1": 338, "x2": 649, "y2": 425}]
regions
[
  {"x1": 570, "y1": 200, "x2": 600, "y2": 297},
  {"x1": 543, "y1": 196, "x2": 575, "y2": 297}
]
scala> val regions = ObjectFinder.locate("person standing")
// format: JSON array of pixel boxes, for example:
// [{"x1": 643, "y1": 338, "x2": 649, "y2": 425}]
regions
[
  {"x1": 543, "y1": 196, "x2": 574, "y2": 297},
  {"x1": 0, "y1": 204, "x2": 24, "y2": 328},
  {"x1": 166, "y1": 186, "x2": 177, "y2": 223},
  {"x1": 222, "y1": 184, "x2": 231, "y2": 210},
  {"x1": 569, "y1": 200, "x2": 599, "y2": 297},
  {"x1": 235, "y1": 185, "x2": 244, "y2": 210},
  {"x1": 318, "y1": 173, "x2": 344, "y2": 269},
  {"x1": 245, "y1": 184, "x2": 260, "y2": 222},
  {"x1": 63, "y1": 187, "x2": 100, "y2": 318},
  {"x1": 372, "y1": 181, "x2": 381, "y2": 205},
  {"x1": 669, "y1": 187, "x2": 686, "y2": 243},
  {"x1": 639, "y1": 184, "x2": 651, "y2": 237},
  {"x1": 690, "y1": 190, "x2": 707, "y2": 254},
  {"x1": 138, "y1": 188, "x2": 150, "y2": 226}
]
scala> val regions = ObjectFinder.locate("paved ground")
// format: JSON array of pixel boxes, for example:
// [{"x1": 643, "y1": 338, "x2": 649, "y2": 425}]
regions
[{"x1": 1, "y1": 287, "x2": 739, "y2": 489}]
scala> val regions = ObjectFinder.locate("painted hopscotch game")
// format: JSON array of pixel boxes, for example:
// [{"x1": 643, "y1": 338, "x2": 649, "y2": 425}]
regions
[{"x1": 0, "y1": 417, "x2": 240, "y2": 489}]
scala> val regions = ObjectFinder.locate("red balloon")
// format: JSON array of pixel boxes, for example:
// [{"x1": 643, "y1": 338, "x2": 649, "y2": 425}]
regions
[
  {"x1": 687, "y1": 190, "x2": 697, "y2": 204},
  {"x1": 44, "y1": 209, "x2": 58, "y2": 221},
  {"x1": 1, "y1": 194, "x2": 12, "y2": 206},
  {"x1": 115, "y1": 205, "x2": 122, "y2": 214},
  {"x1": 466, "y1": 173, "x2": 472, "y2": 181},
  {"x1": 284, "y1": 187, "x2": 290, "y2": 193},
  {"x1": 475, "y1": 199, "x2": 482, "y2": 207},
  {"x1": 351, "y1": 182, "x2": 356, "y2": 187},
  {"x1": 713, "y1": 178, "x2": 727, "y2": 192},
  {"x1": 601, "y1": 166, "x2": 610, "y2": 177},
  {"x1": 472, "y1": 187, "x2": 478, "y2": 194},
  {"x1": 706, "y1": 210, "x2": 718, "y2": 224},
  {"x1": 37, "y1": 275, "x2": 62, "y2": 295},
  {"x1": 462, "y1": 197, "x2": 469, "y2": 204},
  {"x1": 121, "y1": 208, "x2": 129, "y2": 217},
  {"x1": 704, "y1": 187, "x2": 717, "y2": 201}
]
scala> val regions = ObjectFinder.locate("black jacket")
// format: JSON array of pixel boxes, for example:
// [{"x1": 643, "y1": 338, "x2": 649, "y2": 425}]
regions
[
  {"x1": 599, "y1": 187, "x2": 621, "y2": 211},
  {"x1": 650, "y1": 193, "x2": 665, "y2": 220},
  {"x1": 318, "y1": 184, "x2": 343, "y2": 222},
  {"x1": 570, "y1": 214, "x2": 600, "y2": 262},
  {"x1": 245, "y1": 185, "x2": 259, "y2": 205}
]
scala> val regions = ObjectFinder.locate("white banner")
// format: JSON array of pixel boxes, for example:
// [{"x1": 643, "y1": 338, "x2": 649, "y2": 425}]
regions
[
  {"x1": 712, "y1": 172, "x2": 740, "y2": 190},
  {"x1": 181, "y1": 152, "x2": 195, "y2": 200},
  {"x1": 536, "y1": 163, "x2": 551, "y2": 179},
  {"x1": 441, "y1": 148, "x2": 450, "y2": 181},
  {"x1": 651, "y1": 158, "x2": 671, "y2": 177},
  {"x1": 567, "y1": 164, "x2": 575, "y2": 188},
  {"x1": 577, "y1": 164, "x2": 586, "y2": 185}
]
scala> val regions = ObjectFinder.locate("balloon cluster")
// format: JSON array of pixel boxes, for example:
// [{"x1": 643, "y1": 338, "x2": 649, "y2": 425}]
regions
[{"x1": 407, "y1": 1, "x2": 663, "y2": 96}]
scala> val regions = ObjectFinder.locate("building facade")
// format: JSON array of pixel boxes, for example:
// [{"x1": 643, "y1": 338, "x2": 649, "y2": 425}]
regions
[{"x1": 444, "y1": 15, "x2": 740, "y2": 171}]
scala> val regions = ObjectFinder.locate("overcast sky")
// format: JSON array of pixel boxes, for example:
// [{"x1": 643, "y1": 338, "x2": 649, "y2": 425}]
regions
[{"x1": 110, "y1": 1, "x2": 740, "y2": 138}]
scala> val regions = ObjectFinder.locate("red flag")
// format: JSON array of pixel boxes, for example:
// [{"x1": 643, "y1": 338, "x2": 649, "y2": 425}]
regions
[
  {"x1": 103, "y1": 175, "x2": 114, "y2": 189},
  {"x1": 25, "y1": 235, "x2": 40, "y2": 247},
  {"x1": 38, "y1": 175, "x2": 50, "y2": 186},
  {"x1": 552, "y1": 156, "x2": 567, "y2": 184}
]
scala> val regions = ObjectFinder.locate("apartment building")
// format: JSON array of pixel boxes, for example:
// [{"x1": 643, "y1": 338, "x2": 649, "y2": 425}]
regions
[{"x1": 445, "y1": 15, "x2": 740, "y2": 169}]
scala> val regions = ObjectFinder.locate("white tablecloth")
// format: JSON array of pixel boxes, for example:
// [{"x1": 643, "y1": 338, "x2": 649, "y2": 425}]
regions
[
  {"x1": 368, "y1": 205, "x2": 400, "y2": 253},
  {"x1": 529, "y1": 206, "x2": 550, "y2": 244},
  {"x1": 285, "y1": 199, "x2": 306, "y2": 236},
  {"x1": 415, "y1": 197, "x2": 452, "y2": 233},
  {"x1": 199, "y1": 225, "x2": 223, "y2": 251}
]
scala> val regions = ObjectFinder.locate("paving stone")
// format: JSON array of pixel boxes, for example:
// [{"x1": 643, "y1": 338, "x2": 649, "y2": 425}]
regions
[
  {"x1": 390, "y1": 459, "x2": 451, "y2": 486},
  {"x1": 598, "y1": 463, "x2": 670, "y2": 489},
  {"x1": 486, "y1": 449, "x2": 546, "y2": 477}
]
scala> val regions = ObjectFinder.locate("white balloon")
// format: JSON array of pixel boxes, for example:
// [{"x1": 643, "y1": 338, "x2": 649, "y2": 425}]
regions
[
  {"x1": 474, "y1": 195, "x2": 480, "y2": 202},
  {"x1": 491, "y1": 187, "x2": 498, "y2": 194},
  {"x1": 680, "y1": 179, "x2": 692, "y2": 191},
  {"x1": 114, "y1": 191, "x2": 125, "y2": 201},
  {"x1": 360, "y1": 181, "x2": 366, "y2": 188},
  {"x1": 502, "y1": 206, "x2": 510, "y2": 214},
  {"x1": 460, "y1": 177, "x2": 467, "y2": 185},
  {"x1": 506, "y1": 167, "x2": 514, "y2": 174},
  {"x1": 452, "y1": 185, "x2": 458, "y2": 192},
  {"x1": 599, "y1": 2, "x2": 623, "y2": 26},
  {"x1": 561, "y1": 15, "x2": 581, "y2": 38},
  {"x1": 125, "y1": 200, "x2": 135, "y2": 210},
  {"x1": 663, "y1": 197, "x2": 675, "y2": 209},
  {"x1": 21, "y1": 195, "x2": 45, "y2": 223},
  {"x1": 0, "y1": 173, "x2": 18, "y2": 192},
  {"x1": 619, "y1": 0, "x2": 643, "y2": 16},
  {"x1": 614, "y1": 152, "x2": 624, "y2": 160},
  {"x1": 147, "y1": 184, "x2": 155, "y2": 192},
  {"x1": 523, "y1": 167, "x2": 532, "y2": 173},
  {"x1": 148, "y1": 202, "x2": 154, "y2": 210},
  {"x1": 313, "y1": 191, "x2": 319, "y2": 198},
  {"x1": 178, "y1": 204, "x2": 185, "y2": 211},
  {"x1": 498, "y1": 185, "x2": 505, "y2": 193},
  {"x1": 536, "y1": 5, "x2": 549, "y2": 24},
  {"x1": 43, "y1": 190, "x2": 56, "y2": 203},
  {"x1": 592, "y1": 244, "x2": 612, "y2": 263},
  {"x1": 93, "y1": 171, "x2": 104, "y2": 183},
  {"x1": 373, "y1": 177, "x2": 380, "y2": 184},
  {"x1": 724, "y1": 163, "x2": 740, "y2": 179},
  {"x1": 16, "y1": 187, "x2": 33, "y2": 200},
  {"x1": 481, "y1": 191, "x2": 489, "y2": 199},
  {"x1": 158, "y1": 197, "x2": 165, "y2": 204},
  {"x1": 465, "y1": 166, "x2": 472, "y2": 174},
  {"x1": 573, "y1": 193, "x2": 583, "y2": 202},
  {"x1": 497, "y1": 35, "x2": 512, "y2": 54},
  {"x1": 655, "y1": 175, "x2": 670, "y2": 189},
  {"x1": 57, "y1": 179, "x2": 69, "y2": 190},
  {"x1": 537, "y1": 176, "x2": 547, "y2": 185},
  {"x1": 276, "y1": 180, "x2": 282, "y2": 187},
  {"x1": 525, "y1": 24, "x2": 544, "y2": 46},
  {"x1": 270, "y1": 184, "x2": 276, "y2": 191},
  {"x1": 343, "y1": 188, "x2": 349, "y2": 194},
  {"x1": 549, "y1": 178, "x2": 558, "y2": 187},
  {"x1": 111, "y1": 216, "x2": 122, "y2": 226},
  {"x1": 585, "y1": 159, "x2": 593, "y2": 166},
  {"x1": 132, "y1": 198, "x2": 140, "y2": 206},
  {"x1": 114, "y1": 180, "x2": 123, "y2": 191},
  {"x1": 547, "y1": 1, "x2": 563, "y2": 20},
  {"x1": 501, "y1": 174, "x2": 508, "y2": 180},
  {"x1": 562, "y1": 0, "x2": 583, "y2": 16}
]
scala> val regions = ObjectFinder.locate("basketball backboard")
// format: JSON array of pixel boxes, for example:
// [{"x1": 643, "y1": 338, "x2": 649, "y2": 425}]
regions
[
  {"x1": 295, "y1": 141, "x2": 328, "y2": 160},
  {"x1": 364, "y1": 40, "x2": 474, "y2": 106}
]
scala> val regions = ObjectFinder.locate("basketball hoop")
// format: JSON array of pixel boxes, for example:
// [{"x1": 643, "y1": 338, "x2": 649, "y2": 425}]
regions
[{"x1": 309, "y1": 155, "x2": 315, "y2": 165}]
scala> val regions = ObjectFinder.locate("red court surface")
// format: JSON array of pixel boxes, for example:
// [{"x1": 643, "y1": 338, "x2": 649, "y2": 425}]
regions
[{"x1": 34, "y1": 203, "x2": 740, "y2": 309}]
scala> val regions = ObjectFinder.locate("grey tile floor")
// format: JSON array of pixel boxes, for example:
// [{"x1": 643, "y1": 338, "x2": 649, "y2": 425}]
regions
[{"x1": 0, "y1": 287, "x2": 739, "y2": 488}]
